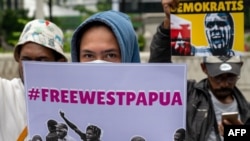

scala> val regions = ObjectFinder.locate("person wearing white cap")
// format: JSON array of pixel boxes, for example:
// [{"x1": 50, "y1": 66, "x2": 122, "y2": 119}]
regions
[
  {"x1": 185, "y1": 56, "x2": 250, "y2": 141},
  {"x1": 0, "y1": 19, "x2": 67, "y2": 141},
  {"x1": 148, "y1": 0, "x2": 250, "y2": 140}
]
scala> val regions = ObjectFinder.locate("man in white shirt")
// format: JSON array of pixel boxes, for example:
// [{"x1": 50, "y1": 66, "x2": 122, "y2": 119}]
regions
[{"x1": 0, "y1": 19, "x2": 67, "y2": 141}]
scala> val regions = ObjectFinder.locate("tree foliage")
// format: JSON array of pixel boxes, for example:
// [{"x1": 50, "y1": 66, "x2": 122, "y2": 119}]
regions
[
  {"x1": 96, "y1": 0, "x2": 112, "y2": 11},
  {"x1": 0, "y1": 9, "x2": 30, "y2": 51}
]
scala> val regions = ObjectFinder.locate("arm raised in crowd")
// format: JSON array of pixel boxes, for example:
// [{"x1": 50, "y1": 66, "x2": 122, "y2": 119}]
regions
[{"x1": 149, "y1": 0, "x2": 179, "y2": 63}]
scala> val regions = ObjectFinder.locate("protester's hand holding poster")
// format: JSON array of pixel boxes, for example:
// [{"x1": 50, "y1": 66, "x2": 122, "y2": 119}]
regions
[
  {"x1": 23, "y1": 62, "x2": 186, "y2": 141},
  {"x1": 171, "y1": 0, "x2": 244, "y2": 56}
]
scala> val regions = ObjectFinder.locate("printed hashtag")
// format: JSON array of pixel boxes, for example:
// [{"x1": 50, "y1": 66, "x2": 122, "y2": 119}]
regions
[{"x1": 28, "y1": 88, "x2": 40, "y2": 100}]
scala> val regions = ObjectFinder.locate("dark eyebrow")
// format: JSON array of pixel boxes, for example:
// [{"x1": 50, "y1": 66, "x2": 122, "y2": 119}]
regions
[
  {"x1": 102, "y1": 49, "x2": 120, "y2": 53},
  {"x1": 81, "y1": 49, "x2": 120, "y2": 54},
  {"x1": 80, "y1": 49, "x2": 95, "y2": 54}
]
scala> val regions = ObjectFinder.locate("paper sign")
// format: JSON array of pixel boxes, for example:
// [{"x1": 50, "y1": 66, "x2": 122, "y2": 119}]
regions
[
  {"x1": 171, "y1": 0, "x2": 244, "y2": 56},
  {"x1": 23, "y1": 62, "x2": 187, "y2": 141}
]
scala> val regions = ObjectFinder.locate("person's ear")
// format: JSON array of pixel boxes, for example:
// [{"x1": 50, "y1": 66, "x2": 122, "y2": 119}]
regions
[{"x1": 200, "y1": 63, "x2": 208, "y2": 75}]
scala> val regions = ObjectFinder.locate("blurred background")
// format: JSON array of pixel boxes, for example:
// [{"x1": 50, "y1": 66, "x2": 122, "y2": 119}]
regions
[
  {"x1": 0, "y1": 0, "x2": 250, "y2": 100},
  {"x1": 0, "y1": 0, "x2": 174, "y2": 53},
  {"x1": 1, "y1": 0, "x2": 249, "y2": 54}
]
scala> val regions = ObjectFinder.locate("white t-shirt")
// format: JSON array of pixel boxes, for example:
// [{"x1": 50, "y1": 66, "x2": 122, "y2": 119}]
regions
[
  {"x1": 207, "y1": 90, "x2": 239, "y2": 141},
  {"x1": 0, "y1": 77, "x2": 27, "y2": 140}
]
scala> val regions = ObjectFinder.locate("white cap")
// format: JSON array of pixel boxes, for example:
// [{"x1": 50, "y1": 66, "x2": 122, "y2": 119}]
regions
[{"x1": 14, "y1": 19, "x2": 67, "y2": 61}]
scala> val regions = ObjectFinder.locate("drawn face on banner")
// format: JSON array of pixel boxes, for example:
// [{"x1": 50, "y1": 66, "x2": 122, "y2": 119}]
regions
[
  {"x1": 173, "y1": 128, "x2": 185, "y2": 141},
  {"x1": 56, "y1": 123, "x2": 68, "y2": 139},
  {"x1": 205, "y1": 13, "x2": 234, "y2": 55},
  {"x1": 86, "y1": 125, "x2": 101, "y2": 141}
]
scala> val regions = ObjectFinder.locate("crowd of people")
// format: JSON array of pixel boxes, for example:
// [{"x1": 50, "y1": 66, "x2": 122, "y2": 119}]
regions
[
  {"x1": 1, "y1": 0, "x2": 250, "y2": 140},
  {"x1": 30, "y1": 117, "x2": 100, "y2": 141}
]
